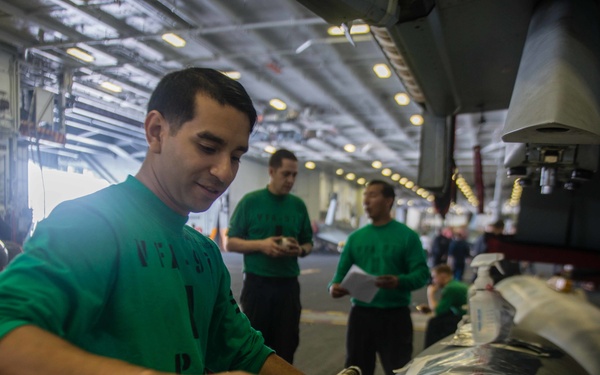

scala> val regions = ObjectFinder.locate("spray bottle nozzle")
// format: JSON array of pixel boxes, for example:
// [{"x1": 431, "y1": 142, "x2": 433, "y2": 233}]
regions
[
  {"x1": 471, "y1": 253, "x2": 505, "y2": 290},
  {"x1": 471, "y1": 253, "x2": 505, "y2": 270}
]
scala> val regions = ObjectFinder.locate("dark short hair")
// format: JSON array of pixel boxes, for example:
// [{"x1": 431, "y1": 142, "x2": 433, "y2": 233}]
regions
[
  {"x1": 433, "y1": 264, "x2": 452, "y2": 275},
  {"x1": 269, "y1": 149, "x2": 297, "y2": 169},
  {"x1": 367, "y1": 180, "x2": 396, "y2": 200},
  {"x1": 147, "y1": 68, "x2": 257, "y2": 134}
]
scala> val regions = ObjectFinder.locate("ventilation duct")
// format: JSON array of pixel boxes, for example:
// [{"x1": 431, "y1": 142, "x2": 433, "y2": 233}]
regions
[
  {"x1": 502, "y1": 0, "x2": 600, "y2": 144},
  {"x1": 296, "y1": 0, "x2": 400, "y2": 28}
]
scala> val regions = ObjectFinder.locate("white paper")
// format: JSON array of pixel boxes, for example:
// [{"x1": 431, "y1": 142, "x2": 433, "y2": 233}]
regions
[{"x1": 340, "y1": 264, "x2": 379, "y2": 303}]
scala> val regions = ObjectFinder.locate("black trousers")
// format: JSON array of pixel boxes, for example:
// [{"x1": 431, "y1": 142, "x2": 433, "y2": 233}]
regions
[
  {"x1": 424, "y1": 312, "x2": 462, "y2": 349},
  {"x1": 345, "y1": 305, "x2": 413, "y2": 375},
  {"x1": 240, "y1": 273, "x2": 301, "y2": 364}
]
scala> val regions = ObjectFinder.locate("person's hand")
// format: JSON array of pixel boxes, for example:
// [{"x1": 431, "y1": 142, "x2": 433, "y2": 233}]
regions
[
  {"x1": 329, "y1": 283, "x2": 349, "y2": 298},
  {"x1": 375, "y1": 275, "x2": 398, "y2": 289},
  {"x1": 280, "y1": 237, "x2": 302, "y2": 257},
  {"x1": 415, "y1": 303, "x2": 432, "y2": 314},
  {"x1": 261, "y1": 236, "x2": 287, "y2": 257}
]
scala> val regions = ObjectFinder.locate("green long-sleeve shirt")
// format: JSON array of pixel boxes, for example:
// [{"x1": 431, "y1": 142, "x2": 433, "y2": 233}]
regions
[
  {"x1": 436, "y1": 280, "x2": 468, "y2": 316},
  {"x1": 331, "y1": 220, "x2": 429, "y2": 308},
  {"x1": 0, "y1": 176, "x2": 272, "y2": 373},
  {"x1": 228, "y1": 187, "x2": 313, "y2": 277}
]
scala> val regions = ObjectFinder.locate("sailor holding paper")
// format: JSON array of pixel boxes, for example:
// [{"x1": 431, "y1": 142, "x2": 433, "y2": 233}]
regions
[{"x1": 329, "y1": 180, "x2": 429, "y2": 375}]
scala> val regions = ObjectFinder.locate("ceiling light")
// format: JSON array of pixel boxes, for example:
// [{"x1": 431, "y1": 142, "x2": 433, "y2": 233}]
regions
[
  {"x1": 371, "y1": 160, "x2": 382, "y2": 169},
  {"x1": 399, "y1": 177, "x2": 408, "y2": 185},
  {"x1": 357, "y1": 177, "x2": 366, "y2": 185},
  {"x1": 269, "y1": 98, "x2": 287, "y2": 110},
  {"x1": 381, "y1": 168, "x2": 392, "y2": 177},
  {"x1": 405, "y1": 181, "x2": 415, "y2": 189},
  {"x1": 264, "y1": 145, "x2": 276, "y2": 154},
  {"x1": 373, "y1": 64, "x2": 391, "y2": 78},
  {"x1": 336, "y1": 168, "x2": 344, "y2": 175},
  {"x1": 305, "y1": 161, "x2": 316, "y2": 170},
  {"x1": 391, "y1": 173, "x2": 400, "y2": 181},
  {"x1": 66, "y1": 47, "x2": 94, "y2": 63},
  {"x1": 427, "y1": 195, "x2": 435, "y2": 202},
  {"x1": 100, "y1": 81, "x2": 122, "y2": 93},
  {"x1": 161, "y1": 33, "x2": 186, "y2": 48},
  {"x1": 327, "y1": 24, "x2": 370, "y2": 36},
  {"x1": 410, "y1": 114, "x2": 424, "y2": 126},
  {"x1": 343, "y1": 144, "x2": 356, "y2": 153},
  {"x1": 394, "y1": 93, "x2": 410, "y2": 106},
  {"x1": 221, "y1": 71, "x2": 241, "y2": 80},
  {"x1": 345, "y1": 173, "x2": 356, "y2": 181}
]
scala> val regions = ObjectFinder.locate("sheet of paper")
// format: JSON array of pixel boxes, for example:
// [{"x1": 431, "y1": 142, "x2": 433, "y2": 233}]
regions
[{"x1": 340, "y1": 264, "x2": 378, "y2": 303}]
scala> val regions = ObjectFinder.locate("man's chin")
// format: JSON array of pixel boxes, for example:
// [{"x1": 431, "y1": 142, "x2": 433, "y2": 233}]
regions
[{"x1": 190, "y1": 199, "x2": 217, "y2": 213}]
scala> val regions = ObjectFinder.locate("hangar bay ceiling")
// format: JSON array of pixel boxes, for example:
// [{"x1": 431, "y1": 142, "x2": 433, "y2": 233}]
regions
[{"x1": 0, "y1": 0, "x2": 517, "y2": 211}]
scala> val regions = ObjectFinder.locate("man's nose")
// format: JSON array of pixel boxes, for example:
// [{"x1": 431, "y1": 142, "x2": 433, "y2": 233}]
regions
[{"x1": 210, "y1": 155, "x2": 235, "y2": 182}]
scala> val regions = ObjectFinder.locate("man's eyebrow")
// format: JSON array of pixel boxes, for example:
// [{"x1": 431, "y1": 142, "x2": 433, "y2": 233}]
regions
[{"x1": 196, "y1": 131, "x2": 248, "y2": 153}]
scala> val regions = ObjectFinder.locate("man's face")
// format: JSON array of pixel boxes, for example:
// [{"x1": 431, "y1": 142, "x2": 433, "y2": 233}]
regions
[
  {"x1": 431, "y1": 271, "x2": 449, "y2": 288},
  {"x1": 362, "y1": 184, "x2": 392, "y2": 221},
  {"x1": 268, "y1": 158, "x2": 298, "y2": 195},
  {"x1": 153, "y1": 94, "x2": 250, "y2": 214}
]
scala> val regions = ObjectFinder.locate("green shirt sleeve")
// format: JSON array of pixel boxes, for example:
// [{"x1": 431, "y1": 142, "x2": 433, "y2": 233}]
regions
[
  {"x1": 329, "y1": 235, "x2": 355, "y2": 287},
  {"x1": 435, "y1": 281, "x2": 468, "y2": 316},
  {"x1": 396, "y1": 230, "x2": 430, "y2": 292},
  {"x1": 0, "y1": 202, "x2": 118, "y2": 341},
  {"x1": 204, "y1": 243, "x2": 273, "y2": 372}
]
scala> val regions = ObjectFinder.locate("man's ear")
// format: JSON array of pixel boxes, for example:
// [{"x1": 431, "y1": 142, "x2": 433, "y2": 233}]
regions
[{"x1": 144, "y1": 110, "x2": 168, "y2": 153}]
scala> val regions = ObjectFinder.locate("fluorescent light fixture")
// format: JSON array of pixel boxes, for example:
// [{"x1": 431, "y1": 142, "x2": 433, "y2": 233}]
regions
[
  {"x1": 269, "y1": 98, "x2": 287, "y2": 111},
  {"x1": 345, "y1": 173, "x2": 356, "y2": 181},
  {"x1": 394, "y1": 93, "x2": 410, "y2": 106},
  {"x1": 336, "y1": 168, "x2": 344, "y2": 175},
  {"x1": 264, "y1": 145, "x2": 276, "y2": 154},
  {"x1": 373, "y1": 64, "x2": 391, "y2": 78},
  {"x1": 381, "y1": 168, "x2": 392, "y2": 177},
  {"x1": 328, "y1": 24, "x2": 370, "y2": 36},
  {"x1": 371, "y1": 160, "x2": 382, "y2": 169},
  {"x1": 221, "y1": 71, "x2": 241, "y2": 80},
  {"x1": 410, "y1": 114, "x2": 424, "y2": 126},
  {"x1": 305, "y1": 161, "x2": 316, "y2": 170},
  {"x1": 100, "y1": 81, "x2": 123, "y2": 93},
  {"x1": 343, "y1": 143, "x2": 356, "y2": 153},
  {"x1": 161, "y1": 33, "x2": 186, "y2": 48},
  {"x1": 66, "y1": 47, "x2": 94, "y2": 63}
]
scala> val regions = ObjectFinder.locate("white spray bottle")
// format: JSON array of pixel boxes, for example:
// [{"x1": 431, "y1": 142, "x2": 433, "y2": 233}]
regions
[{"x1": 469, "y1": 253, "x2": 515, "y2": 345}]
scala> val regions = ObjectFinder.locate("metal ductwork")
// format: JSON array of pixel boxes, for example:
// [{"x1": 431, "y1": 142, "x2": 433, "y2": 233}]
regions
[
  {"x1": 295, "y1": 0, "x2": 401, "y2": 28},
  {"x1": 502, "y1": 0, "x2": 600, "y2": 194},
  {"x1": 502, "y1": 0, "x2": 600, "y2": 144}
]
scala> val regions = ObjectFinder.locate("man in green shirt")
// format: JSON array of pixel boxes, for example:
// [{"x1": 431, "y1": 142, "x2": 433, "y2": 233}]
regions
[
  {"x1": 227, "y1": 149, "x2": 313, "y2": 364},
  {"x1": 421, "y1": 264, "x2": 468, "y2": 348},
  {"x1": 0, "y1": 68, "x2": 303, "y2": 375},
  {"x1": 329, "y1": 180, "x2": 429, "y2": 375}
]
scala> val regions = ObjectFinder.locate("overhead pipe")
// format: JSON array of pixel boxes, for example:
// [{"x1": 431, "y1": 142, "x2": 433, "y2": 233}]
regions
[{"x1": 473, "y1": 145, "x2": 484, "y2": 213}]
